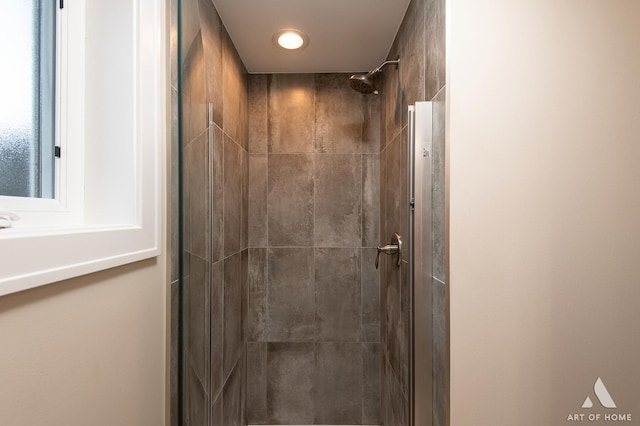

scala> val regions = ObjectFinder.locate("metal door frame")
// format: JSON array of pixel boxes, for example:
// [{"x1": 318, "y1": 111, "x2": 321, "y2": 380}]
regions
[{"x1": 409, "y1": 102, "x2": 434, "y2": 426}]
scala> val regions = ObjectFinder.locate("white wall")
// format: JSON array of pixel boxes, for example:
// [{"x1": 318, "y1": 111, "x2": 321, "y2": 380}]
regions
[
  {"x1": 0, "y1": 259, "x2": 166, "y2": 426},
  {"x1": 448, "y1": 0, "x2": 640, "y2": 424},
  {"x1": 0, "y1": 0, "x2": 169, "y2": 421}
]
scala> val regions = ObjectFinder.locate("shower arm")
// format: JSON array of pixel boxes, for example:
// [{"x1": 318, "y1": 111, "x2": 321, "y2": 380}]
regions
[{"x1": 371, "y1": 59, "x2": 400, "y2": 75}]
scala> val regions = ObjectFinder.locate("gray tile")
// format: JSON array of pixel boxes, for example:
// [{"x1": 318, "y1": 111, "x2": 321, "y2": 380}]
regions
[
  {"x1": 313, "y1": 342, "x2": 363, "y2": 424},
  {"x1": 170, "y1": 281, "x2": 179, "y2": 426},
  {"x1": 198, "y1": 0, "x2": 223, "y2": 127},
  {"x1": 399, "y1": 127, "x2": 409, "y2": 260},
  {"x1": 432, "y1": 87, "x2": 447, "y2": 282},
  {"x1": 179, "y1": 0, "x2": 200, "y2": 67},
  {"x1": 398, "y1": 261, "x2": 410, "y2": 397},
  {"x1": 183, "y1": 251, "x2": 191, "y2": 281},
  {"x1": 224, "y1": 136, "x2": 242, "y2": 256},
  {"x1": 379, "y1": 266, "x2": 386, "y2": 357},
  {"x1": 363, "y1": 343, "x2": 381, "y2": 424},
  {"x1": 384, "y1": 132, "x2": 402, "y2": 246},
  {"x1": 383, "y1": 356, "x2": 392, "y2": 426},
  {"x1": 267, "y1": 342, "x2": 314, "y2": 424},
  {"x1": 433, "y1": 279, "x2": 449, "y2": 426},
  {"x1": 248, "y1": 248, "x2": 267, "y2": 341},
  {"x1": 384, "y1": 263, "x2": 409, "y2": 402},
  {"x1": 383, "y1": 250, "x2": 402, "y2": 395},
  {"x1": 222, "y1": 31, "x2": 248, "y2": 150},
  {"x1": 314, "y1": 73, "x2": 363, "y2": 153},
  {"x1": 380, "y1": 351, "x2": 388, "y2": 426},
  {"x1": 248, "y1": 154, "x2": 267, "y2": 248},
  {"x1": 188, "y1": 132, "x2": 210, "y2": 260},
  {"x1": 212, "y1": 125, "x2": 224, "y2": 263},
  {"x1": 267, "y1": 154, "x2": 314, "y2": 247},
  {"x1": 211, "y1": 260, "x2": 224, "y2": 400},
  {"x1": 211, "y1": 393, "x2": 223, "y2": 426},
  {"x1": 314, "y1": 154, "x2": 362, "y2": 247},
  {"x1": 385, "y1": 356, "x2": 409, "y2": 426},
  {"x1": 183, "y1": 136, "x2": 192, "y2": 253},
  {"x1": 362, "y1": 154, "x2": 380, "y2": 248},
  {"x1": 426, "y1": 0, "x2": 446, "y2": 101},
  {"x1": 224, "y1": 252, "x2": 243, "y2": 379},
  {"x1": 381, "y1": 54, "x2": 403, "y2": 147},
  {"x1": 186, "y1": 365, "x2": 207, "y2": 426},
  {"x1": 246, "y1": 342, "x2": 267, "y2": 424},
  {"x1": 170, "y1": 88, "x2": 179, "y2": 282},
  {"x1": 361, "y1": 248, "x2": 380, "y2": 342},
  {"x1": 363, "y1": 94, "x2": 381, "y2": 154},
  {"x1": 241, "y1": 147, "x2": 249, "y2": 251},
  {"x1": 182, "y1": 34, "x2": 208, "y2": 145},
  {"x1": 268, "y1": 74, "x2": 315, "y2": 153},
  {"x1": 267, "y1": 248, "x2": 315, "y2": 341},
  {"x1": 380, "y1": 147, "x2": 387, "y2": 244},
  {"x1": 182, "y1": 273, "x2": 191, "y2": 384},
  {"x1": 381, "y1": 0, "x2": 427, "y2": 134},
  {"x1": 315, "y1": 248, "x2": 361, "y2": 342},
  {"x1": 188, "y1": 255, "x2": 210, "y2": 384},
  {"x1": 248, "y1": 74, "x2": 268, "y2": 153},
  {"x1": 223, "y1": 360, "x2": 244, "y2": 426},
  {"x1": 398, "y1": 0, "x2": 426, "y2": 115},
  {"x1": 242, "y1": 248, "x2": 249, "y2": 340}
]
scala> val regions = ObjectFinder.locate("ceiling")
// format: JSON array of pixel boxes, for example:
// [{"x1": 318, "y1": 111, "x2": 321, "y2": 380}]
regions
[{"x1": 212, "y1": 0, "x2": 411, "y2": 74}]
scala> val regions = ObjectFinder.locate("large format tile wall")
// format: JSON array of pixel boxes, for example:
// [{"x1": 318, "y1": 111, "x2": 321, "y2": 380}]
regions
[
  {"x1": 379, "y1": 0, "x2": 448, "y2": 425},
  {"x1": 245, "y1": 73, "x2": 381, "y2": 425},
  {"x1": 180, "y1": 0, "x2": 248, "y2": 424}
]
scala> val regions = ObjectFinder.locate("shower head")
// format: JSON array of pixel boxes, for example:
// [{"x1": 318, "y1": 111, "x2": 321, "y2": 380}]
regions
[
  {"x1": 349, "y1": 72, "x2": 378, "y2": 94},
  {"x1": 349, "y1": 59, "x2": 400, "y2": 95}
]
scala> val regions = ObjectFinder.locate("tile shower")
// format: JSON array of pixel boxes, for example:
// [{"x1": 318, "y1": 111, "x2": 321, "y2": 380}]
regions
[
  {"x1": 170, "y1": 0, "x2": 447, "y2": 425},
  {"x1": 244, "y1": 73, "x2": 381, "y2": 425}
]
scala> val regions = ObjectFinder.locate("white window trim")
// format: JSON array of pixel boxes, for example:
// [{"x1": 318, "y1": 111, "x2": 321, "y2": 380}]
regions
[{"x1": 0, "y1": 0, "x2": 165, "y2": 296}]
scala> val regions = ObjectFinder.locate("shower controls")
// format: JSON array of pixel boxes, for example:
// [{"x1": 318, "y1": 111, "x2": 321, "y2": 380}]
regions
[{"x1": 375, "y1": 232, "x2": 403, "y2": 269}]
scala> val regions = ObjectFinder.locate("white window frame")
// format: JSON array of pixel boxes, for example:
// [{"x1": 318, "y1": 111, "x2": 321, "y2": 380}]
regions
[{"x1": 0, "y1": 0, "x2": 165, "y2": 296}]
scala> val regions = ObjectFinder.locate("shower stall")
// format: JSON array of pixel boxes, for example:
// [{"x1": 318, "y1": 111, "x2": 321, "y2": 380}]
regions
[{"x1": 172, "y1": 0, "x2": 448, "y2": 425}]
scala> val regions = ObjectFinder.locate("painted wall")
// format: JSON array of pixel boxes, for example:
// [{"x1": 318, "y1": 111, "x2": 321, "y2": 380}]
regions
[
  {"x1": 0, "y1": 0, "x2": 169, "y2": 423},
  {"x1": 449, "y1": 0, "x2": 640, "y2": 424},
  {"x1": 0, "y1": 260, "x2": 167, "y2": 426}
]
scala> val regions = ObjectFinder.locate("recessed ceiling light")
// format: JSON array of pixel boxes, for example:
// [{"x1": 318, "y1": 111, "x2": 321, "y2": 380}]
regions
[{"x1": 273, "y1": 29, "x2": 308, "y2": 50}]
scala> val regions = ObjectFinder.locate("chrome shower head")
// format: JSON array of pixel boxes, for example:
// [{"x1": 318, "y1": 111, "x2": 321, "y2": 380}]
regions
[
  {"x1": 348, "y1": 59, "x2": 400, "y2": 95},
  {"x1": 349, "y1": 72, "x2": 378, "y2": 94}
]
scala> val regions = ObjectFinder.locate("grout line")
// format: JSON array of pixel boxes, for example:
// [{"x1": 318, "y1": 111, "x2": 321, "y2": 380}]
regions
[
  {"x1": 207, "y1": 106, "x2": 214, "y2": 414},
  {"x1": 265, "y1": 83, "x2": 270, "y2": 343},
  {"x1": 220, "y1": 119, "x2": 226, "y2": 413},
  {"x1": 312, "y1": 78, "x2": 318, "y2": 347},
  {"x1": 430, "y1": 84, "x2": 446, "y2": 102},
  {"x1": 433, "y1": 276, "x2": 446, "y2": 286}
]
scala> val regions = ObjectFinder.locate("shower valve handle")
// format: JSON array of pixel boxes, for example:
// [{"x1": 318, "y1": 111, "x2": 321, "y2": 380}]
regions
[{"x1": 375, "y1": 233, "x2": 403, "y2": 269}]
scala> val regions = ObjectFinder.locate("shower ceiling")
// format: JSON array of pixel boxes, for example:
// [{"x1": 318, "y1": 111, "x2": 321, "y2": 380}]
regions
[{"x1": 211, "y1": 0, "x2": 411, "y2": 74}]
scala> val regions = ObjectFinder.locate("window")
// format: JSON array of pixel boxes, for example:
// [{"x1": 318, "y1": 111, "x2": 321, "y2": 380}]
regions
[
  {"x1": 0, "y1": 0, "x2": 165, "y2": 296},
  {"x1": 0, "y1": 0, "x2": 56, "y2": 199}
]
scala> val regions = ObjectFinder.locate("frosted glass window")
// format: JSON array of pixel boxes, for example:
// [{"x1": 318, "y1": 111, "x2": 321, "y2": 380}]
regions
[{"x1": 0, "y1": 0, "x2": 56, "y2": 198}]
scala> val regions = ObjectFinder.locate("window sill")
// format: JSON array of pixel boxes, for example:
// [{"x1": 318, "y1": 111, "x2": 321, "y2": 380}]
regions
[{"x1": 0, "y1": 223, "x2": 160, "y2": 296}]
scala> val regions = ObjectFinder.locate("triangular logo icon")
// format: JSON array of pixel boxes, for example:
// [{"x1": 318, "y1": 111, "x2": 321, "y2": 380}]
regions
[{"x1": 582, "y1": 377, "x2": 617, "y2": 409}]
